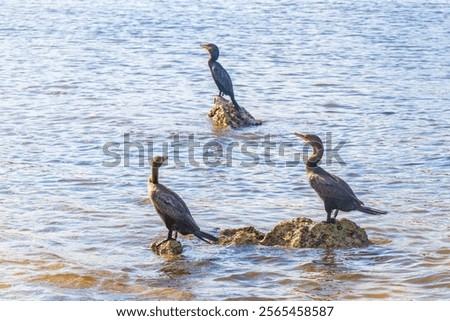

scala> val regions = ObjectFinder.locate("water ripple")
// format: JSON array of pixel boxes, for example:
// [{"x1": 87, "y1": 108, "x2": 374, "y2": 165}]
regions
[{"x1": 1, "y1": 0, "x2": 449, "y2": 300}]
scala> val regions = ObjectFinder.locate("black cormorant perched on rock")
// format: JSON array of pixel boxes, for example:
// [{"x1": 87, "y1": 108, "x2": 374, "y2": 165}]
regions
[
  {"x1": 201, "y1": 43, "x2": 241, "y2": 110},
  {"x1": 148, "y1": 156, "x2": 218, "y2": 243},
  {"x1": 294, "y1": 133, "x2": 387, "y2": 223}
]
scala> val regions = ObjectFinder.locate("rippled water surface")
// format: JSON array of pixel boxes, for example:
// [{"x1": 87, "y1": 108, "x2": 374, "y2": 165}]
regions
[{"x1": 1, "y1": 0, "x2": 450, "y2": 300}]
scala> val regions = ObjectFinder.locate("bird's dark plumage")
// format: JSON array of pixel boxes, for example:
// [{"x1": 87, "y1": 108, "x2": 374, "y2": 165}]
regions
[
  {"x1": 201, "y1": 43, "x2": 241, "y2": 110},
  {"x1": 148, "y1": 156, "x2": 218, "y2": 243},
  {"x1": 294, "y1": 133, "x2": 387, "y2": 223}
]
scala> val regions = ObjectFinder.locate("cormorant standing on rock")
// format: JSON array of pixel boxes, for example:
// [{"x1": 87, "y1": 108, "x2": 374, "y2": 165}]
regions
[
  {"x1": 201, "y1": 43, "x2": 242, "y2": 110},
  {"x1": 148, "y1": 156, "x2": 218, "y2": 243},
  {"x1": 294, "y1": 133, "x2": 387, "y2": 223}
]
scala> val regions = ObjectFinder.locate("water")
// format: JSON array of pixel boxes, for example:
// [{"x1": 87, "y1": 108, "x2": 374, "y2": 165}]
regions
[{"x1": 1, "y1": 0, "x2": 449, "y2": 300}]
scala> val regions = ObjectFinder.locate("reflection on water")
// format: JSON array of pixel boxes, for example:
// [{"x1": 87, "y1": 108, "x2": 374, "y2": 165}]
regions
[{"x1": 1, "y1": 0, "x2": 450, "y2": 300}]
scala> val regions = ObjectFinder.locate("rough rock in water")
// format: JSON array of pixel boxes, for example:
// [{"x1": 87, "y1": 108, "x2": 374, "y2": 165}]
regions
[
  {"x1": 219, "y1": 226, "x2": 265, "y2": 246},
  {"x1": 260, "y1": 217, "x2": 313, "y2": 247},
  {"x1": 310, "y1": 218, "x2": 370, "y2": 248},
  {"x1": 219, "y1": 218, "x2": 370, "y2": 249},
  {"x1": 150, "y1": 218, "x2": 370, "y2": 252},
  {"x1": 208, "y1": 96, "x2": 262, "y2": 129},
  {"x1": 262, "y1": 217, "x2": 370, "y2": 248},
  {"x1": 151, "y1": 239, "x2": 183, "y2": 256}
]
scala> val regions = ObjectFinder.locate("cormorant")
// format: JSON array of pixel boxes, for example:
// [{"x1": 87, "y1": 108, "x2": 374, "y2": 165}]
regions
[
  {"x1": 148, "y1": 156, "x2": 218, "y2": 243},
  {"x1": 294, "y1": 133, "x2": 387, "y2": 223},
  {"x1": 201, "y1": 43, "x2": 241, "y2": 110}
]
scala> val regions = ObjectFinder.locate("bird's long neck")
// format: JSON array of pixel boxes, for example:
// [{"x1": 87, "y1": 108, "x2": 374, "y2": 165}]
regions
[
  {"x1": 208, "y1": 56, "x2": 217, "y2": 66},
  {"x1": 208, "y1": 49, "x2": 219, "y2": 62},
  {"x1": 208, "y1": 58, "x2": 215, "y2": 69},
  {"x1": 151, "y1": 166, "x2": 160, "y2": 184},
  {"x1": 306, "y1": 143, "x2": 324, "y2": 167}
]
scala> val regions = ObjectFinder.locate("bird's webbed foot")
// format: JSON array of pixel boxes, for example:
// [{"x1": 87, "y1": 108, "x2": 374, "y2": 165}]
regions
[
  {"x1": 156, "y1": 239, "x2": 171, "y2": 248},
  {"x1": 323, "y1": 218, "x2": 337, "y2": 224},
  {"x1": 162, "y1": 230, "x2": 177, "y2": 244}
]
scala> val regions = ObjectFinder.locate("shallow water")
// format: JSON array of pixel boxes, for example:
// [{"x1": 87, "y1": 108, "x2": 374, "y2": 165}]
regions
[{"x1": 1, "y1": 0, "x2": 449, "y2": 300}]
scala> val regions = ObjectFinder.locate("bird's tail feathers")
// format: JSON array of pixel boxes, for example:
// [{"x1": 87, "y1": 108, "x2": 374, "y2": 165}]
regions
[
  {"x1": 231, "y1": 96, "x2": 242, "y2": 111},
  {"x1": 357, "y1": 205, "x2": 388, "y2": 215},
  {"x1": 194, "y1": 230, "x2": 218, "y2": 244}
]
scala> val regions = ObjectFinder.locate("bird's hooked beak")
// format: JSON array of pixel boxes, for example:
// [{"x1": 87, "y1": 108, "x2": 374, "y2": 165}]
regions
[
  {"x1": 294, "y1": 133, "x2": 323, "y2": 149},
  {"x1": 201, "y1": 44, "x2": 210, "y2": 51},
  {"x1": 150, "y1": 155, "x2": 169, "y2": 168},
  {"x1": 294, "y1": 132, "x2": 308, "y2": 142}
]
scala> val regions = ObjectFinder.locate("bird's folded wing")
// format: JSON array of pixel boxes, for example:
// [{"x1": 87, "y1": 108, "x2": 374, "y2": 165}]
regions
[
  {"x1": 152, "y1": 189, "x2": 198, "y2": 229},
  {"x1": 310, "y1": 173, "x2": 361, "y2": 204},
  {"x1": 211, "y1": 63, "x2": 233, "y2": 93}
]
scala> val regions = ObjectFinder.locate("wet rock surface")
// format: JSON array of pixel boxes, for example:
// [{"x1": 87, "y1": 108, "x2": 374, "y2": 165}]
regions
[
  {"x1": 151, "y1": 239, "x2": 183, "y2": 256},
  {"x1": 151, "y1": 218, "x2": 370, "y2": 254},
  {"x1": 260, "y1": 217, "x2": 313, "y2": 247},
  {"x1": 219, "y1": 217, "x2": 370, "y2": 249},
  {"x1": 219, "y1": 226, "x2": 265, "y2": 246},
  {"x1": 208, "y1": 96, "x2": 262, "y2": 129}
]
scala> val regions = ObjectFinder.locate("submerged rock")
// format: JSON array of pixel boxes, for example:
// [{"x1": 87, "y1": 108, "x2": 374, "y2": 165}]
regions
[
  {"x1": 208, "y1": 96, "x2": 262, "y2": 129},
  {"x1": 151, "y1": 239, "x2": 183, "y2": 256},
  {"x1": 220, "y1": 217, "x2": 370, "y2": 249}
]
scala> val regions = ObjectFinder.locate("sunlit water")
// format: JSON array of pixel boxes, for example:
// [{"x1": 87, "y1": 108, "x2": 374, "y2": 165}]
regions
[{"x1": 1, "y1": 0, "x2": 449, "y2": 300}]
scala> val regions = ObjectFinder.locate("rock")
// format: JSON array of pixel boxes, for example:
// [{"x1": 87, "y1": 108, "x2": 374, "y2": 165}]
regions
[
  {"x1": 208, "y1": 96, "x2": 262, "y2": 129},
  {"x1": 150, "y1": 218, "x2": 370, "y2": 251},
  {"x1": 260, "y1": 217, "x2": 313, "y2": 247},
  {"x1": 220, "y1": 218, "x2": 370, "y2": 249},
  {"x1": 151, "y1": 239, "x2": 183, "y2": 256},
  {"x1": 305, "y1": 218, "x2": 370, "y2": 248},
  {"x1": 218, "y1": 226, "x2": 265, "y2": 246}
]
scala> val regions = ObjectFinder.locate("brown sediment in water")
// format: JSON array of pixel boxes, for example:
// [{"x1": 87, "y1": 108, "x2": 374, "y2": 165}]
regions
[
  {"x1": 99, "y1": 279, "x2": 148, "y2": 294},
  {"x1": 40, "y1": 262, "x2": 66, "y2": 271},
  {"x1": 144, "y1": 287, "x2": 195, "y2": 300},
  {"x1": 30, "y1": 273, "x2": 98, "y2": 289},
  {"x1": 369, "y1": 238, "x2": 392, "y2": 245}
]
